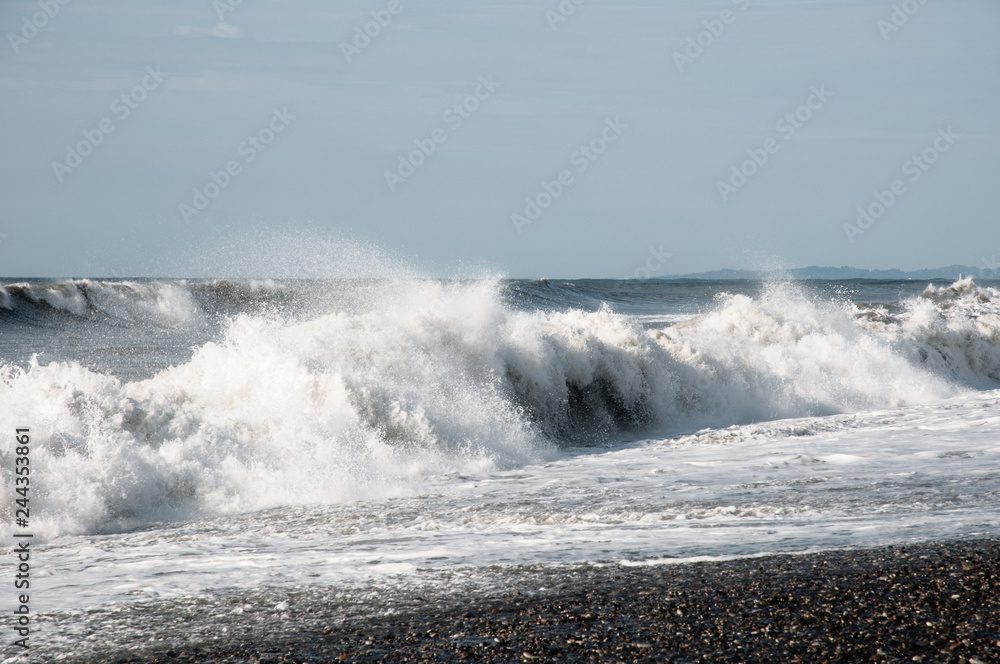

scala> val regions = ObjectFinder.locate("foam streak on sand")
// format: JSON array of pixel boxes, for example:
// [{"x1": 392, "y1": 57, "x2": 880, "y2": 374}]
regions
[{"x1": 43, "y1": 539, "x2": 1000, "y2": 664}]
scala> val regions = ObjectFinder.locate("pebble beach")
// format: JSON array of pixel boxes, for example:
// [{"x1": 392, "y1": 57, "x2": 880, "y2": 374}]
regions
[{"x1": 64, "y1": 537, "x2": 1000, "y2": 664}]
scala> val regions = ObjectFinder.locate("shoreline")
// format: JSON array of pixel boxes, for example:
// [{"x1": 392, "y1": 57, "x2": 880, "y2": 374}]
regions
[{"x1": 63, "y1": 537, "x2": 1000, "y2": 663}]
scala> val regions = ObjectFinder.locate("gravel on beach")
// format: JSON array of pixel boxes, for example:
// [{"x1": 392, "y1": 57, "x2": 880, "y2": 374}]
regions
[{"x1": 74, "y1": 538, "x2": 1000, "y2": 664}]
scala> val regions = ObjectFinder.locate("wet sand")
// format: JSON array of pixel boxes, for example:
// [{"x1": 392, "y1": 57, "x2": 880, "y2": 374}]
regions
[{"x1": 77, "y1": 538, "x2": 1000, "y2": 663}]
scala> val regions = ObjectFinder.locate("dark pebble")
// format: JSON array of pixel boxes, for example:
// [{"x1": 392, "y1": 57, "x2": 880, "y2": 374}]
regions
[{"x1": 53, "y1": 538, "x2": 1000, "y2": 663}]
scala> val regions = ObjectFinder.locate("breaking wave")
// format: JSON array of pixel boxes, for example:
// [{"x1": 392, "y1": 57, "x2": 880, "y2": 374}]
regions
[{"x1": 1, "y1": 277, "x2": 998, "y2": 539}]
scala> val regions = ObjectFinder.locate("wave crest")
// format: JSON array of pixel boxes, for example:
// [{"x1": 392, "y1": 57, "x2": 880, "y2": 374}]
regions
[{"x1": 2, "y1": 278, "x2": 998, "y2": 538}]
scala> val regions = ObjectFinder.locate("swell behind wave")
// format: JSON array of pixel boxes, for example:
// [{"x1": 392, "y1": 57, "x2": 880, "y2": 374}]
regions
[
  {"x1": 1, "y1": 277, "x2": 998, "y2": 539},
  {"x1": 0, "y1": 278, "x2": 302, "y2": 328}
]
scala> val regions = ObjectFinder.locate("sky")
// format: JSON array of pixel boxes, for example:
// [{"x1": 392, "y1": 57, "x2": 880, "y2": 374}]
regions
[{"x1": 0, "y1": 0, "x2": 998, "y2": 279}]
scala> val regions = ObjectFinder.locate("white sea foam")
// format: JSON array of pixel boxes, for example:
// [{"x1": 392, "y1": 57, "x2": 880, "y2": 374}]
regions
[
  {"x1": 1, "y1": 278, "x2": 998, "y2": 540},
  {"x1": 25, "y1": 388, "x2": 1000, "y2": 614}
]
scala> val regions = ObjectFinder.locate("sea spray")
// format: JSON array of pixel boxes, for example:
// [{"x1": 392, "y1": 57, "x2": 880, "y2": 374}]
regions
[{"x1": 1, "y1": 277, "x2": 999, "y2": 540}]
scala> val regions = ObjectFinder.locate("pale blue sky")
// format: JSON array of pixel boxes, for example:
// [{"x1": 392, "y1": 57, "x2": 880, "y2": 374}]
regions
[{"x1": 1, "y1": 0, "x2": 998, "y2": 278}]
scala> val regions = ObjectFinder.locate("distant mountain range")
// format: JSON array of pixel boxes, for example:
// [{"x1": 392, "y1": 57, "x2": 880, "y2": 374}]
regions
[{"x1": 661, "y1": 265, "x2": 994, "y2": 281}]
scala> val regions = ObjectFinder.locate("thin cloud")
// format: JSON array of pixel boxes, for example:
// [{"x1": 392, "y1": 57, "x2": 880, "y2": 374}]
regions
[{"x1": 175, "y1": 23, "x2": 243, "y2": 39}]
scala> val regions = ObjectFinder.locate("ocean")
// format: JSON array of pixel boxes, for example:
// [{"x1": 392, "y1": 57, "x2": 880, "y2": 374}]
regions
[{"x1": 2, "y1": 275, "x2": 999, "y2": 659}]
